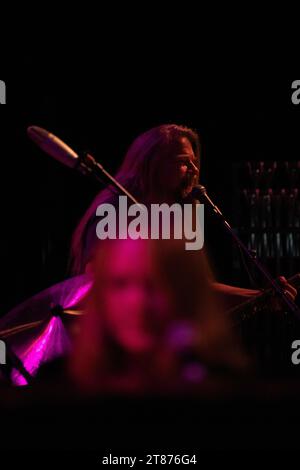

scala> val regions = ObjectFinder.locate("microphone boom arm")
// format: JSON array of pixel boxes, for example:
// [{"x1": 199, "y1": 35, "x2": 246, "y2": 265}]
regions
[{"x1": 76, "y1": 152, "x2": 141, "y2": 206}]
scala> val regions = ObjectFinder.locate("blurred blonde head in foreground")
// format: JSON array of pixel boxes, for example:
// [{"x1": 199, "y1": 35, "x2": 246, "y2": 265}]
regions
[{"x1": 70, "y1": 238, "x2": 248, "y2": 393}]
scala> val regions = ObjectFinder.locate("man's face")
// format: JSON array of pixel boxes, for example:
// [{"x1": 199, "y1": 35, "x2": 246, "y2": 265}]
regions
[{"x1": 160, "y1": 137, "x2": 199, "y2": 201}]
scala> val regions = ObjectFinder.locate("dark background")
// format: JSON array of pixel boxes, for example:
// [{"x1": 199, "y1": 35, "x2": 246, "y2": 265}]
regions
[{"x1": 0, "y1": 54, "x2": 299, "y2": 314}]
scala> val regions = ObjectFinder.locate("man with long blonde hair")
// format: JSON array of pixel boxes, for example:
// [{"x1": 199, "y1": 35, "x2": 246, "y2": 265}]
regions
[{"x1": 70, "y1": 124, "x2": 297, "y2": 309}]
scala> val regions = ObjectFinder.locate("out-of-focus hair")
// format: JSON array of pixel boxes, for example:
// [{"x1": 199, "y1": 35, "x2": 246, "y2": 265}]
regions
[{"x1": 69, "y1": 238, "x2": 247, "y2": 393}]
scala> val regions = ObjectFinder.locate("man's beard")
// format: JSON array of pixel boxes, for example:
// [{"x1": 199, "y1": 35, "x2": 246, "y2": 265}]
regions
[{"x1": 179, "y1": 174, "x2": 197, "y2": 199}]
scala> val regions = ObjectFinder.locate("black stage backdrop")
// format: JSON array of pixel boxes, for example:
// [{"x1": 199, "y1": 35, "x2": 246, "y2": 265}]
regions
[{"x1": 0, "y1": 57, "x2": 299, "y2": 315}]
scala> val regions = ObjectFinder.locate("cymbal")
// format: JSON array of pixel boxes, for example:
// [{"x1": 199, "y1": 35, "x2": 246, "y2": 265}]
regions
[
  {"x1": 0, "y1": 274, "x2": 91, "y2": 332},
  {"x1": 11, "y1": 315, "x2": 71, "y2": 385},
  {"x1": 0, "y1": 309, "x2": 84, "y2": 339},
  {"x1": 0, "y1": 274, "x2": 92, "y2": 385}
]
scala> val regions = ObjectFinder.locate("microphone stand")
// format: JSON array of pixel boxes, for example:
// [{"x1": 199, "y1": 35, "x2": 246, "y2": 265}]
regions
[
  {"x1": 73, "y1": 152, "x2": 142, "y2": 207},
  {"x1": 0, "y1": 343, "x2": 33, "y2": 385},
  {"x1": 3, "y1": 142, "x2": 142, "y2": 386},
  {"x1": 194, "y1": 185, "x2": 300, "y2": 320}
]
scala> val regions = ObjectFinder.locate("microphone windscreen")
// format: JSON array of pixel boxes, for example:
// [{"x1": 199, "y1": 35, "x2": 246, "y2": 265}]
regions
[
  {"x1": 191, "y1": 185, "x2": 206, "y2": 200},
  {"x1": 27, "y1": 126, "x2": 79, "y2": 169}
]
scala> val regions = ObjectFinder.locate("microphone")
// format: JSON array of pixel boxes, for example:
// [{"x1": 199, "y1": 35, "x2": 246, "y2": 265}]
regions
[
  {"x1": 192, "y1": 185, "x2": 225, "y2": 218},
  {"x1": 27, "y1": 126, "x2": 141, "y2": 205},
  {"x1": 191, "y1": 184, "x2": 207, "y2": 200},
  {"x1": 27, "y1": 126, "x2": 79, "y2": 169}
]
